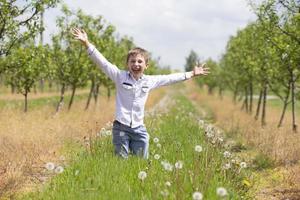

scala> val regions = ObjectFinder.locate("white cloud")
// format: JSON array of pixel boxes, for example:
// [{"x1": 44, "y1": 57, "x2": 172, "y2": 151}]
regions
[{"x1": 44, "y1": 0, "x2": 257, "y2": 71}]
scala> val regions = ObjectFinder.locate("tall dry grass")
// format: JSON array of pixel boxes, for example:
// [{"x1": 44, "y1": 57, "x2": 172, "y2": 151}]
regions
[
  {"x1": 0, "y1": 87, "x2": 165, "y2": 198},
  {"x1": 186, "y1": 81, "x2": 300, "y2": 164},
  {"x1": 185, "y1": 81, "x2": 300, "y2": 199}
]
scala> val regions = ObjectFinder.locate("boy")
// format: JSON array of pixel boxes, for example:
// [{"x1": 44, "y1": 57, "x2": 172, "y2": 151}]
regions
[{"x1": 71, "y1": 28, "x2": 209, "y2": 159}]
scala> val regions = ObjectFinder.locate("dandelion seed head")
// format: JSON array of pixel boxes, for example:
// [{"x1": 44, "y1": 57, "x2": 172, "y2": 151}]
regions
[
  {"x1": 54, "y1": 166, "x2": 64, "y2": 174},
  {"x1": 217, "y1": 187, "x2": 228, "y2": 197},
  {"x1": 192, "y1": 191, "x2": 203, "y2": 200},
  {"x1": 195, "y1": 145, "x2": 203, "y2": 153},
  {"x1": 153, "y1": 137, "x2": 159, "y2": 143},
  {"x1": 165, "y1": 181, "x2": 171, "y2": 187},
  {"x1": 154, "y1": 154, "x2": 160, "y2": 160},
  {"x1": 175, "y1": 161, "x2": 183, "y2": 169},
  {"x1": 45, "y1": 162, "x2": 55, "y2": 171},
  {"x1": 138, "y1": 171, "x2": 147, "y2": 181},
  {"x1": 223, "y1": 151, "x2": 231, "y2": 158},
  {"x1": 160, "y1": 189, "x2": 169, "y2": 197},
  {"x1": 156, "y1": 143, "x2": 161, "y2": 148},
  {"x1": 223, "y1": 163, "x2": 231, "y2": 170},
  {"x1": 240, "y1": 162, "x2": 247, "y2": 168}
]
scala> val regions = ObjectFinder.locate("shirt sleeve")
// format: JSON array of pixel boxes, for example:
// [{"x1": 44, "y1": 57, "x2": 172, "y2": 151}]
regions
[
  {"x1": 149, "y1": 72, "x2": 192, "y2": 89},
  {"x1": 87, "y1": 44, "x2": 120, "y2": 83}
]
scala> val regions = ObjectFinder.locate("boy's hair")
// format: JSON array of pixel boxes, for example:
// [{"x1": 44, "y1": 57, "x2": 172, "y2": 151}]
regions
[{"x1": 126, "y1": 47, "x2": 149, "y2": 64}]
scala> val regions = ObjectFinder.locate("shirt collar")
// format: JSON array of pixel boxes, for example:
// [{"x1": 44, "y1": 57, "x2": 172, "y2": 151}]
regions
[{"x1": 127, "y1": 71, "x2": 145, "y2": 80}]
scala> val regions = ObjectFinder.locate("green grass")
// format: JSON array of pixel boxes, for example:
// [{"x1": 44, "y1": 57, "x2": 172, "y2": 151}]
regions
[{"x1": 20, "y1": 94, "x2": 251, "y2": 200}]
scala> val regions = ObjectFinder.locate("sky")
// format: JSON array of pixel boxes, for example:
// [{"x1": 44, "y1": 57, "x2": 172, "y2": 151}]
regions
[{"x1": 44, "y1": 0, "x2": 258, "y2": 71}]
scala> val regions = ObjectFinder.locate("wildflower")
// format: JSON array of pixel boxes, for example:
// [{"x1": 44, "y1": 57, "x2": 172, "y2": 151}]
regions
[
  {"x1": 218, "y1": 137, "x2": 224, "y2": 143},
  {"x1": 223, "y1": 151, "x2": 231, "y2": 158},
  {"x1": 45, "y1": 162, "x2": 55, "y2": 171},
  {"x1": 222, "y1": 163, "x2": 231, "y2": 170},
  {"x1": 138, "y1": 171, "x2": 147, "y2": 181},
  {"x1": 153, "y1": 137, "x2": 159, "y2": 143},
  {"x1": 194, "y1": 145, "x2": 203, "y2": 153},
  {"x1": 198, "y1": 120, "x2": 205, "y2": 127},
  {"x1": 165, "y1": 181, "x2": 171, "y2": 187},
  {"x1": 240, "y1": 162, "x2": 247, "y2": 168},
  {"x1": 156, "y1": 143, "x2": 161, "y2": 148},
  {"x1": 161, "y1": 161, "x2": 173, "y2": 171},
  {"x1": 175, "y1": 161, "x2": 183, "y2": 169},
  {"x1": 216, "y1": 187, "x2": 228, "y2": 197},
  {"x1": 105, "y1": 130, "x2": 112, "y2": 136},
  {"x1": 242, "y1": 179, "x2": 251, "y2": 187},
  {"x1": 154, "y1": 154, "x2": 161, "y2": 160},
  {"x1": 192, "y1": 191, "x2": 203, "y2": 200},
  {"x1": 160, "y1": 189, "x2": 169, "y2": 197},
  {"x1": 54, "y1": 166, "x2": 64, "y2": 174}
]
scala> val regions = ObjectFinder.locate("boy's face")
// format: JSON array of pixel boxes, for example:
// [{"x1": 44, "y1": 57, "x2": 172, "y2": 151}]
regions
[{"x1": 127, "y1": 54, "x2": 148, "y2": 79}]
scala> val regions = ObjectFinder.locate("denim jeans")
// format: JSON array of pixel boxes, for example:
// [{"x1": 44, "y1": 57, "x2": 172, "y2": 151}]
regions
[{"x1": 112, "y1": 120, "x2": 149, "y2": 159}]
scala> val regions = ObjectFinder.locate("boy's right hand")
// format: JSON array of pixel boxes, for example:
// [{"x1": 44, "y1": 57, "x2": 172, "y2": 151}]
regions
[{"x1": 71, "y1": 28, "x2": 90, "y2": 48}]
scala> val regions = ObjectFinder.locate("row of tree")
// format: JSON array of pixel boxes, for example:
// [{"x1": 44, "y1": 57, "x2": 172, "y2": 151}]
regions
[
  {"x1": 0, "y1": 1, "x2": 168, "y2": 112},
  {"x1": 185, "y1": 0, "x2": 300, "y2": 132}
]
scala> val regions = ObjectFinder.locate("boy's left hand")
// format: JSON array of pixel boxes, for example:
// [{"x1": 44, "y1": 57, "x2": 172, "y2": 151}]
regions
[{"x1": 193, "y1": 63, "x2": 210, "y2": 76}]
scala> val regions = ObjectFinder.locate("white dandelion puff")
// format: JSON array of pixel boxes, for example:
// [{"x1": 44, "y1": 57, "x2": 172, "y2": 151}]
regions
[
  {"x1": 240, "y1": 162, "x2": 247, "y2": 168},
  {"x1": 192, "y1": 191, "x2": 203, "y2": 200},
  {"x1": 222, "y1": 163, "x2": 231, "y2": 170},
  {"x1": 45, "y1": 162, "x2": 55, "y2": 171},
  {"x1": 160, "y1": 189, "x2": 169, "y2": 197},
  {"x1": 195, "y1": 145, "x2": 203, "y2": 153},
  {"x1": 216, "y1": 187, "x2": 228, "y2": 197},
  {"x1": 105, "y1": 130, "x2": 112, "y2": 136},
  {"x1": 138, "y1": 171, "x2": 147, "y2": 181},
  {"x1": 156, "y1": 143, "x2": 161, "y2": 148},
  {"x1": 175, "y1": 161, "x2": 183, "y2": 169},
  {"x1": 223, "y1": 151, "x2": 231, "y2": 158},
  {"x1": 154, "y1": 154, "x2": 160, "y2": 160},
  {"x1": 165, "y1": 181, "x2": 171, "y2": 187},
  {"x1": 153, "y1": 137, "x2": 159, "y2": 143},
  {"x1": 54, "y1": 166, "x2": 64, "y2": 174}
]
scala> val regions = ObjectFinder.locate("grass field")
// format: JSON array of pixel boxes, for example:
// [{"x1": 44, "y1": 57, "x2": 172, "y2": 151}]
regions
[{"x1": 19, "y1": 89, "x2": 251, "y2": 200}]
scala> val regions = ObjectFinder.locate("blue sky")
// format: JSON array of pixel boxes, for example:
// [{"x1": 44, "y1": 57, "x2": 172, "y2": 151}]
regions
[{"x1": 44, "y1": 0, "x2": 257, "y2": 71}]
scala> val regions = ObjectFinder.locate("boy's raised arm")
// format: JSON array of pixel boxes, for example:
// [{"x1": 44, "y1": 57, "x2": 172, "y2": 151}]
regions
[{"x1": 71, "y1": 28, "x2": 120, "y2": 82}]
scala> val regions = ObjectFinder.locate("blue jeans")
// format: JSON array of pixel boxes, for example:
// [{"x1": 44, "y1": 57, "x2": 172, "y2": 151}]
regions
[{"x1": 112, "y1": 120, "x2": 149, "y2": 159}]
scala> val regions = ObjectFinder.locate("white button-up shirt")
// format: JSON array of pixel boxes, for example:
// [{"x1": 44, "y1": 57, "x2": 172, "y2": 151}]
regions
[{"x1": 87, "y1": 44, "x2": 192, "y2": 128}]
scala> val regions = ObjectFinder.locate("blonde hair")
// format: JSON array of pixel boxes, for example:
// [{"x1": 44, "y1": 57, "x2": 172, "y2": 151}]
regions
[{"x1": 126, "y1": 47, "x2": 149, "y2": 64}]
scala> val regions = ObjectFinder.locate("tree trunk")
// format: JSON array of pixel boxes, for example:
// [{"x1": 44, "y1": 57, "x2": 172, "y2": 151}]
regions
[
  {"x1": 255, "y1": 89, "x2": 263, "y2": 120},
  {"x1": 261, "y1": 83, "x2": 267, "y2": 127},
  {"x1": 245, "y1": 87, "x2": 249, "y2": 113},
  {"x1": 278, "y1": 81, "x2": 291, "y2": 127},
  {"x1": 249, "y1": 82, "x2": 253, "y2": 114},
  {"x1": 68, "y1": 85, "x2": 76, "y2": 110},
  {"x1": 291, "y1": 72, "x2": 297, "y2": 132},
  {"x1": 218, "y1": 88, "x2": 223, "y2": 100},
  {"x1": 24, "y1": 90, "x2": 28, "y2": 112},
  {"x1": 85, "y1": 80, "x2": 95, "y2": 110},
  {"x1": 93, "y1": 83, "x2": 100, "y2": 104},
  {"x1": 56, "y1": 84, "x2": 65, "y2": 113}
]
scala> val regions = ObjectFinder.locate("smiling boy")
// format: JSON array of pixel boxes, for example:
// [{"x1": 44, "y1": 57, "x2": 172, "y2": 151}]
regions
[{"x1": 72, "y1": 28, "x2": 209, "y2": 159}]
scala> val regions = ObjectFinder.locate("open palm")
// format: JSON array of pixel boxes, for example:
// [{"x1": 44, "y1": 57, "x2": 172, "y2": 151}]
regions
[
  {"x1": 194, "y1": 63, "x2": 210, "y2": 76},
  {"x1": 71, "y1": 28, "x2": 88, "y2": 44}
]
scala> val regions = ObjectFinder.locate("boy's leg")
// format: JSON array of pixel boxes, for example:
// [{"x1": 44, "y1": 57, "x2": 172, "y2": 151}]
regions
[
  {"x1": 129, "y1": 125, "x2": 149, "y2": 159},
  {"x1": 112, "y1": 121, "x2": 130, "y2": 158}
]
